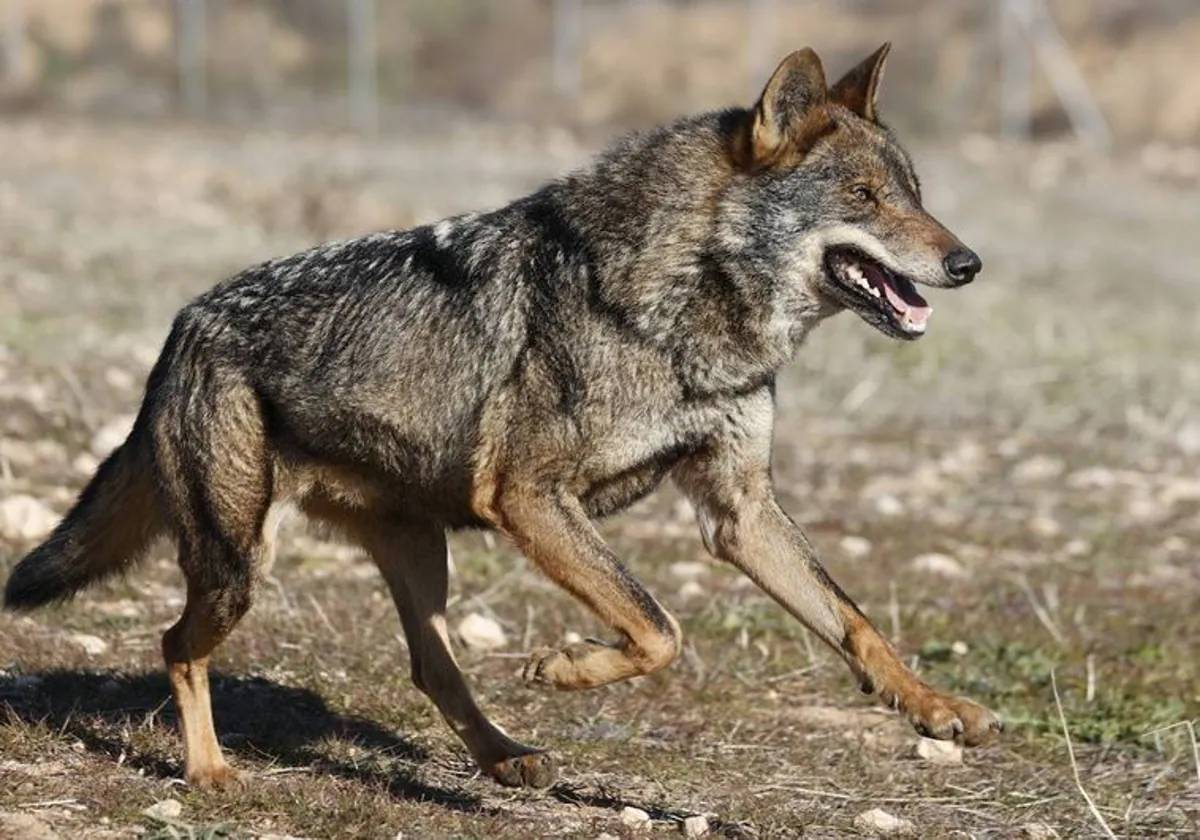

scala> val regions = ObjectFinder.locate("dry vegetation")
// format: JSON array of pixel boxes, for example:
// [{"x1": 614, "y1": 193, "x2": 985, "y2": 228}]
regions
[
  {"x1": 8, "y1": 0, "x2": 1200, "y2": 147},
  {"x1": 0, "y1": 113, "x2": 1199, "y2": 839}
]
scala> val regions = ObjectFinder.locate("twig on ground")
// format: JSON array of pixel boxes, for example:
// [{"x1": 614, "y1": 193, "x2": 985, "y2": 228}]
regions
[
  {"x1": 1085, "y1": 653, "x2": 1096, "y2": 703},
  {"x1": 1051, "y1": 669, "x2": 1116, "y2": 839},
  {"x1": 307, "y1": 593, "x2": 340, "y2": 640},
  {"x1": 1142, "y1": 719, "x2": 1200, "y2": 786},
  {"x1": 1016, "y1": 574, "x2": 1066, "y2": 645}
]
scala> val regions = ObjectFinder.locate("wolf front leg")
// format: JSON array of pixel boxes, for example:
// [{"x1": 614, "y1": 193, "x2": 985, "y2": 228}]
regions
[
  {"x1": 486, "y1": 483, "x2": 683, "y2": 691},
  {"x1": 673, "y1": 403, "x2": 1002, "y2": 746}
]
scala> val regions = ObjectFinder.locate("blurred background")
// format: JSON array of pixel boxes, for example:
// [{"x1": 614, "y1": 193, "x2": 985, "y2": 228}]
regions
[
  {"x1": 2, "y1": 4, "x2": 1200, "y2": 838},
  {"x1": 1, "y1": 0, "x2": 1199, "y2": 153}
]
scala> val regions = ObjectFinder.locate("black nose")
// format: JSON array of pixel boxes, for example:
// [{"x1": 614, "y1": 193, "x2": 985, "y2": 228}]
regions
[{"x1": 944, "y1": 248, "x2": 982, "y2": 285}]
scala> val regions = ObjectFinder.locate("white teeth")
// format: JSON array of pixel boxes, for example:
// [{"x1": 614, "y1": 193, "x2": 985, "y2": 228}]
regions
[{"x1": 844, "y1": 263, "x2": 877, "y2": 296}]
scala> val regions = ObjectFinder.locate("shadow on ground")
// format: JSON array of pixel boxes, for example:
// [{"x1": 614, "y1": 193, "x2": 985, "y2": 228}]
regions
[{"x1": 0, "y1": 669, "x2": 489, "y2": 813}]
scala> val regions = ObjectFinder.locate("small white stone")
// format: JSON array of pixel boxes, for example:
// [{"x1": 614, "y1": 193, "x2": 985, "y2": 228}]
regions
[
  {"x1": 951, "y1": 640, "x2": 969, "y2": 656},
  {"x1": 912, "y1": 737, "x2": 963, "y2": 765},
  {"x1": 1161, "y1": 477, "x2": 1200, "y2": 506},
  {"x1": 619, "y1": 806, "x2": 651, "y2": 831},
  {"x1": 1011, "y1": 455, "x2": 1064, "y2": 483},
  {"x1": 682, "y1": 815, "x2": 709, "y2": 837},
  {"x1": 72, "y1": 451, "x2": 101, "y2": 476},
  {"x1": 909, "y1": 553, "x2": 968, "y2": 580},
  {"x1": 1159, "y1": 535, "x2": 1188, "y2": 555},
  {"x1": 678, "y1": 580, "x2": 707, "y2": 601},
  {"x1": 853, "y1": 808, "x2": 915, "y2": 837},
  {"x1": 103, "y1": 367, "x2": 136, "y2": 391},
  {"x1": 1066, "y1": 467, "x2": 1118, "y2": 490},
  {"x1": 0, "y1": 494, "x2": 58, "y2": 542},
  {"x1": 1019, "y1": 823, "x2": 1061, "y2": 839},
  {"x1": 0, "y1": 812, "x2": 59, "y2": 840},
  {"x1": 1176, "y1": 422, "x2": 1200, "y2": 455},
  {"x1": 67, "y1": 632, "x2": 109, "y2": 656},
  {"x1": 1028, "y1": 514, "x2": 1062, "y2": 538},
  {"x1": 1063, "y1": 538, "x2": 1090, "y2": 557},
  {"x1": 839, "y1": 535, "x2": 873, "y2": 559},
  {"x1": 873, "y1": 495, "x2": 905, "y2": 517},
  {"x1": 669, "y1": 561, "x2": 710, "y2": 581},
  {"x1": 89, "y1": 413, "x2": 137, "y2": 458},
  {"x1": 456, "y1": 613, "x2": 507, "y2": 651},
  {"x1": 141, "y1": 799, "x2": 183, "y2": 821}
]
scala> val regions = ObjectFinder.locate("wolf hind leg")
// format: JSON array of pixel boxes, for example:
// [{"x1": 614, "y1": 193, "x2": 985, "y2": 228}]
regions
[
  {"x1": 357, "y1": 520, "x2": 556, "y2": 789},
  {"x1": 155, "y1": 372, "x2": 277, "y2": 789}
]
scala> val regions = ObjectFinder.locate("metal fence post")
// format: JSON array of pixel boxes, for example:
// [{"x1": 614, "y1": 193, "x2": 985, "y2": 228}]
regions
[
  {"x1": 552, "y1": 0, "x2": 582, "y2": 99},
  {"x1": 3, "y1": 0, "x2": 23, "y2": 85},
  {"x1": 747, "y1": 0, "x2": 774, "y2": 91},
  {"x1": 1000, "y1": 0, "x2": 1032, "y2": 142},
  {"x1": 176, "y1": 0, "x2": 207, "y2": 116},
  {"x1": 1013, "y1": 0, "x2": 1111, "y2": 149},
  {"x1": 348, "y1": 0, "x2": 379, "y2": 134}
]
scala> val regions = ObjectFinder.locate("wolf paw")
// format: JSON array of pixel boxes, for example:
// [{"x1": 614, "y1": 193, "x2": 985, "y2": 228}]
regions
[
  {"x1": 893, "y1": 689, "x2": 1003, "y2": 747},
  {"x1": 185, "y1": 761, "x2": 243, "y2": 791},
  {"x1": 522, "y1": 639, "x2": 613, "y2": 690},
  {"x1": 487, "y1": 750, "x2": 557, "y2": 789}
]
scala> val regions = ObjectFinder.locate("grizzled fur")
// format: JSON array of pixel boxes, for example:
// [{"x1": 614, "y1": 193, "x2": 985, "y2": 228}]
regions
[{"x1": 5, "y1": 44, "x2": 1000, "y2": 791}]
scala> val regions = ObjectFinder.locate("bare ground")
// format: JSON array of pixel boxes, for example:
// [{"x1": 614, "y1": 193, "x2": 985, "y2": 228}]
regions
[{"x1": 0, "y1": 115, "x2": 1198, "y2": 839}]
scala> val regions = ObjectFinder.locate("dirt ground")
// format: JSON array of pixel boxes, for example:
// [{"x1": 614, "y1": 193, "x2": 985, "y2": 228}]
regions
[{"x1": 0, "y1": 113, "x2": 1198, "y2": 839}]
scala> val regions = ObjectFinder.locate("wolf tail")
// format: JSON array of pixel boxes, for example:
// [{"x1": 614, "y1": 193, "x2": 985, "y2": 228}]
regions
[{"x1": 4, "y1": 417, "x2": 165, "y2": 611}]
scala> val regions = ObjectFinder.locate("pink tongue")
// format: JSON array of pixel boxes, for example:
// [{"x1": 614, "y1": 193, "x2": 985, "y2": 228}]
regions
[{"x1": 882, "y1": 281, "x2": 932, "y2": 326}]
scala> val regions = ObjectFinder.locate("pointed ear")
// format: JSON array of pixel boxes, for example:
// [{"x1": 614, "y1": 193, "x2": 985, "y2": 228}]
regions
[
  {"x1": 746, "y1": 48, "x2": 831, "y2": 168},
  {"x1": 829, "y1": 42, "x2": 891, "y2": 121}
]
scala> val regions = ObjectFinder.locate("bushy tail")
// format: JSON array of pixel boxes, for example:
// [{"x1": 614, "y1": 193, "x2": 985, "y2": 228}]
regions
[{"x1": 4, "y1": 421, "x2": 165, "y2": 610}]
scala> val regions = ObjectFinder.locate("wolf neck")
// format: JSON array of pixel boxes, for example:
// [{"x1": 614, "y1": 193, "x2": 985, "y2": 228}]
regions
[{"x1": 556, "y1": 109, "x2": 831, "y2": 396}]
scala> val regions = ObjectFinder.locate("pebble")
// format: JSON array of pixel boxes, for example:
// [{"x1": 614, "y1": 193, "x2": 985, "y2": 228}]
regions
[
  {"x1": 1019, "y1": 823, "x2": 1061, "y2": 839},
  {"x1": 912, "y1": 737, "x2": 963, "y2": 765},
  {"x1": 838, "y1": 535, "x2": 873, "y2": 559},
  {"x1": 909, "y1": 553, "x2": 968, "y2": 580},
  {"x1": 0, "y1": 812, "x2": 60, "y2": 840},
  {"x1": 681, "y1": 815, "x2": 709, "y2": 837},
  {"x1": 72, "y1": 452, "x2": 101, "y2": 476},
  {"x1": 669, "y1": 561, "x2": 709, "y2": 581},
  {"x1": 1011, "y1": 455, "x2": 1065, "y2": 484},
  {"x1": 67, "y1": 632, "x2": 109, "y2": 656},
  {"x1": 1063, "y1": 538, "x2": 1090, "y2": 557},
  {"x1": 1028, "y1": 514, "x2": 1062, "y2": 538},
  {"x1": 90, "y1": 414, "x2": 137, "y2": 458},
  {"x1": 619, "y1": 806, "x2": 651, "y2": 831},
  {"x1": 873, "y1": 495, "x2": 905, "y2": 517},
  {"x1": 141, "y1": 799, "x2": 183, "y2": 821},
  {"x1": 456, "y1": 613, "x2": 507, "y2": 651},
  {"x1": 0, "y1": 494, "x2": 58, "y2": 542},
  {"x1": 853, "y1": 808, "x2": 915, "y2": 837}
]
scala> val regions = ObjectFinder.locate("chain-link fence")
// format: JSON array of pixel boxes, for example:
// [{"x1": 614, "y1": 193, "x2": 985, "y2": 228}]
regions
[{"x1": 2, "y1": 0, "x2": 1199, "y2": 146}]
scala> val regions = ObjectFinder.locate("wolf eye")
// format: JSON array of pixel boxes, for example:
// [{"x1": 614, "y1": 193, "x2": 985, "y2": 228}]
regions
[{"x1": 851, "y1": 184, "x2": 874, "y2": 202}]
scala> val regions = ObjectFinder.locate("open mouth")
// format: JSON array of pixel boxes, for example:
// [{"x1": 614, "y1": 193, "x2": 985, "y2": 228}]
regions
[{"x1": 824, "y1": 248, "x2": 932, "y2": 336}]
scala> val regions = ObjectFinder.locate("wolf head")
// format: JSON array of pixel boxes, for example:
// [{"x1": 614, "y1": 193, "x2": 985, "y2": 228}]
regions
[{"x1": 725, "y1": 44, "x2": 981, "y2": 341}]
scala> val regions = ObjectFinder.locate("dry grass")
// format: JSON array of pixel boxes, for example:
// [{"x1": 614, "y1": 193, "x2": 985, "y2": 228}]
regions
[{"x1": 0, "y1": 116, "x2": 1198, "y2": 838}]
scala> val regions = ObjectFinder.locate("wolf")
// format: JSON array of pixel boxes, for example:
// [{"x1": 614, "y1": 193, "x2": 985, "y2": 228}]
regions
[{"x1": 4, "y1": 43, "x2": 1001, "y2": 790}]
